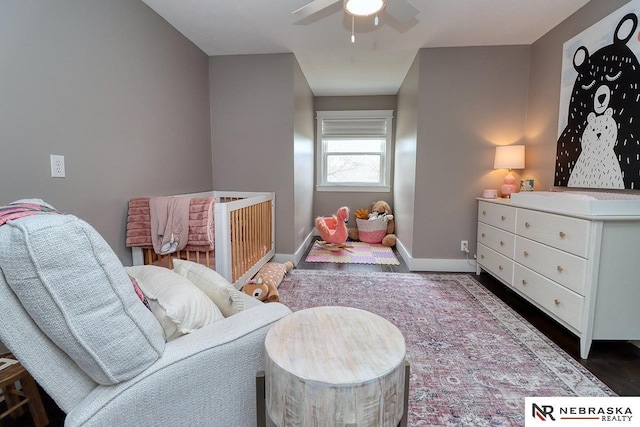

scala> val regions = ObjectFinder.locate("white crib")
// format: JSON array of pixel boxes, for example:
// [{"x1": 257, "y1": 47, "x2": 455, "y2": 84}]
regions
[{"x1": 131, "y1": 191, "x2": 275, "y2": 289}]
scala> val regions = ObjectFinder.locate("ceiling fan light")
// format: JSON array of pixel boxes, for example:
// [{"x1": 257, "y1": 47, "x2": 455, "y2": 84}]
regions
[{"x1": 344, "y1": 0, "x2": 385, "y2": 17}]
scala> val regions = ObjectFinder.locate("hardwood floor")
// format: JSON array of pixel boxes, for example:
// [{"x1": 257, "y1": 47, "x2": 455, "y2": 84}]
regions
[
  {"x1": 475, "y1": 271, "x2": 640, "y2": 396},
  {"x1": 3, "y1": 240, "x2": 638, "y2": 426}
]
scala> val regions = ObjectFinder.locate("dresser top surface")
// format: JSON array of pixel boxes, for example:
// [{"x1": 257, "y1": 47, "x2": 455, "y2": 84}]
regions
[{"x1": 478, "y1": 192, "x2": 640, "y2": 219}]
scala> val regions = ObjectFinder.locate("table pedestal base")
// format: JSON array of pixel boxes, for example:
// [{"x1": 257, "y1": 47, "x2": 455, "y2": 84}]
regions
[{"x1": 257, "y1": 360, "x2": 409, "y2": 427}]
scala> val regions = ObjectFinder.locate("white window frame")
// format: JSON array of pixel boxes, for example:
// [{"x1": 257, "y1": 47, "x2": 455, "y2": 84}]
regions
[{"x1": 316, "y1": 110, "x2": 393, "y2": 192}]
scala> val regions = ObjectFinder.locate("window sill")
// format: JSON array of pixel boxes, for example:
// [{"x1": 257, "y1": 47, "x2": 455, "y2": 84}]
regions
[{"x1": 316, "y1": 185, "x2": 391, "y2": 193}]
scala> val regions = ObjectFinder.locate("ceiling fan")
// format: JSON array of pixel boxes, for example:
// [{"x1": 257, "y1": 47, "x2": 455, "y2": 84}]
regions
[{"x1": 293, "y1": 0, "x2": 420, "y2": 42}]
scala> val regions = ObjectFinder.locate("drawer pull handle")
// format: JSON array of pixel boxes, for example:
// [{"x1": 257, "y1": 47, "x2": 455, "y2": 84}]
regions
[
  {"x1": 559, "y1": 231, "x2": 566, "y2": 238},
  {"x1": 480, "y1": 255, "x2": 485, "y2": 259},
  {"x1": 557, "y1": 265, "x2": 564, "y2": 272},
  {"x1": 500, "y1": 240, "x2": 505, "y2": 246},
  {"x1": 481, "y1": 233, "x2": 486, "y2": 238},
  {"x1": 523, "y1": 251, "x2": 529, "y2": 257},
  {"x1": 498, "y1": 265, "x2": 503, "y2": 270},
  {"x1": 501, "y1": 215, "x2": 506, "y2": 220},
  {"x1": 525, "y1": 222, "x2": 531, "y2": 228},
  {"x1": 482, "y1": 211, "x2": 486, "y2": 215},
  {"x1": 554, "y1": 299, "x2": 561, "y2": 305},
  {"x1": 522, "y1": 279, "x2": 527, "y2": 285}
]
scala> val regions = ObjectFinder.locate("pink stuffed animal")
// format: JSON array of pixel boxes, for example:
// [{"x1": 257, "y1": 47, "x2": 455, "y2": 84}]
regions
[{"x1": 315, "y1": 206, "x2": 349, "y2": 244}]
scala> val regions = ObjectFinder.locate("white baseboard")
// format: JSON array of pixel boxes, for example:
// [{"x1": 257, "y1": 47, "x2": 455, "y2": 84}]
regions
[
  {"x1": 396, "y1": 238, "x2": 477, "y2": 273},
  {"x1": 272, "y1": 230, "x2": 315, "y2": 266}
]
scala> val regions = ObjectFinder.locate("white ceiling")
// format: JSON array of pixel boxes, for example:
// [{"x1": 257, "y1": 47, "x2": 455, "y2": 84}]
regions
[{"x1": 141, "y1": 0, "x2": 591, "y2": 96}]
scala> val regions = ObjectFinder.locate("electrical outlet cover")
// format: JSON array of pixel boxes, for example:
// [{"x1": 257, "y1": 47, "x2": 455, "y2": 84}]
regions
[{"x1": 50, "y1": 154, "x2": 65, "y2": 178}]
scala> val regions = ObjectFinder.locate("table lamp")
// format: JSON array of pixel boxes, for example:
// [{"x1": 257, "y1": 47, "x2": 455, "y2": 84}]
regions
[{"x1": 494, "y1": 145, "x2": 525, "y2": 198}]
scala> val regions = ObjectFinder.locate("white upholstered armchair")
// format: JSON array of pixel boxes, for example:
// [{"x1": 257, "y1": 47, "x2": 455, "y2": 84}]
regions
[{"x1": 0, "y1": 202, "x2": 291, "y2": 426}]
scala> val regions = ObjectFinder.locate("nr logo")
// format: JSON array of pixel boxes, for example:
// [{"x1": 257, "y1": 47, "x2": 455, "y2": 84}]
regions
[{"x1": 532, "y1": 403, "x2": 556, "y2": 421}]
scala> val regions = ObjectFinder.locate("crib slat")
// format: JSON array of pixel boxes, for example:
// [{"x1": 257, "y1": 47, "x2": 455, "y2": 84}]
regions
[
  {"x1": 243, "y1": 206, "x2": 249, "y2": 280},
  {"x1": 252, "y1": 204, "x2": 258, "y2": 263},
  {"x1": 232, "y1": 208, "x2": 240, "y2": 282}
]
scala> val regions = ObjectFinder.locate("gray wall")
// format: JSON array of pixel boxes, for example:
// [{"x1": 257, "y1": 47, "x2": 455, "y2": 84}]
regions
[
  {"x1": 293, "y1": 59, "x2": 316, "y2": 253},
  {"x1": 394, "y1": 57, "x2": 420, "y2": 254},
  {"x1": 525, "y1": 0, "x2": 632, "y2": 189},
  {"x1": 397, "y1": 46, "x2": 531, "y2": 260},
  {"x1": 3, "y1": 0, "x2": 626, "y2": 267},
  {"x1": 397, "y1": 0, "x2": 632, "y2": 263},
  {"x1": 313, "y1": 96, "x2": 397, "y2": 227},
  {"x1": 209, "y1": 53, "x2": 314, "y2": 257},
  {"x1": 0, "y1": 0, "x2": 212, "y2": 263}
]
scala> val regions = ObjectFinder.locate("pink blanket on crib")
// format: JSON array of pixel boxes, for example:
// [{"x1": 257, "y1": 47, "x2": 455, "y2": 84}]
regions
[
  {"x1": 150, "y1": 197, "x2": 190, "y2": 255},
  {"x1": 126, "y1": 197, "x2": 215, "y2": 252}
]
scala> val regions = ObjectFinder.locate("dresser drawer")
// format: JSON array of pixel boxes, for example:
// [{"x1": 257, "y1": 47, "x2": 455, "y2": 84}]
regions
[
  {"x1": 516, "y1": 209, "x2": 590, "y2": 257},
  {"x1": 513, "y1": 264, "x2": 584, "y2": 332},
  {"x1": 514, "y1": 236, "x2": 587, "y2": 295},
  {"x1": 477, "y1": 243, "x2": 514, "y2": 285},
  {"x1": 477, "y1": 222, "x2": 515, "y2": 258},
  {"x1": 478, "y1": 201, "x2": 516, "y2": 233}
]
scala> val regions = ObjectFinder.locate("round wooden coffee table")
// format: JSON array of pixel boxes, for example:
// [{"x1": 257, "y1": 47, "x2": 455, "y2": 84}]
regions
[{"x1": 265, "y1": 306, "x2": 407, "y2": 427}]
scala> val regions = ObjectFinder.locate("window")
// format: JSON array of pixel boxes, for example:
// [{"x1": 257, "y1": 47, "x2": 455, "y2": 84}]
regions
[{"x1": 316, "y1": 110, "x2": 393, "y2": 192}]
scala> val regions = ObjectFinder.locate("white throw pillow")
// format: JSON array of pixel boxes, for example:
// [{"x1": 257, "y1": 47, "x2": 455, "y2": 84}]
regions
[
  {"x1": 172, "y1": 259, "x2": 245, "y2": 317},
  {"x1": 125, "y1": 265, "x2": 224, "y2": 341}
]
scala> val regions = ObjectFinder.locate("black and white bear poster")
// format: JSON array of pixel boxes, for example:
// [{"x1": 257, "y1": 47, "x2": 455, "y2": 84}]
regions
[{"x1": 555, "y1": 1, "x2": 640, "y2": 190}]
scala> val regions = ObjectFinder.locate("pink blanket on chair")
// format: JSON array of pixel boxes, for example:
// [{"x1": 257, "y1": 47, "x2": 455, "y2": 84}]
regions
[{"x1": 126, "y1": 197, "x2": 215, "y2": 252}]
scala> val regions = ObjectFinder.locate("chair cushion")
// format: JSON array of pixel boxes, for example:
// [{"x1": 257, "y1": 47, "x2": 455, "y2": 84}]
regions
[
  {"x1": 125, "y1": 265, "x2": 224, "y2": 341},
  {"x1": 0, "y1": 213, "x2": 165, "y2": 385},
  {"x1": 172, "y1": 259, "x2": 246, "y2": 317}
]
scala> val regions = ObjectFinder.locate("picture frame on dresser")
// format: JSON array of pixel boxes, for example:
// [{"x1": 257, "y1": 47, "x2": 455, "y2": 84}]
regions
[{"x1": 520, "y1": 179, "x2": 534, "y2": 192}]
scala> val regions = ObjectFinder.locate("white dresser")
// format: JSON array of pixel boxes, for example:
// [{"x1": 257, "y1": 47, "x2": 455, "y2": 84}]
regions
[{"x1": 476, "y1": 195, "x2": 640, "y2": 359}]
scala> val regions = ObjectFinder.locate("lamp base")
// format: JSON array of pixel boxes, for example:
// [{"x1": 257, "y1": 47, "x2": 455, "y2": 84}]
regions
[{"x1": 500, "y1": 171, "x2": 518, "y2": 198}]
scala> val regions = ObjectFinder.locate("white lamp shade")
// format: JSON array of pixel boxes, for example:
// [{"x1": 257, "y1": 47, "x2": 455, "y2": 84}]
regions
[
  {"x1": 494, "y1": 145, "x2": 525, "y2": 170},
  {"x1": 344, "y1": 0, "x2": 385, "y2": 16}
]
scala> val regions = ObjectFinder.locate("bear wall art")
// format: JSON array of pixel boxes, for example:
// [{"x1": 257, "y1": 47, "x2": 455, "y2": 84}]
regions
[{"x1": 555, "y1": 0, "x2": 640, "y2": 190}]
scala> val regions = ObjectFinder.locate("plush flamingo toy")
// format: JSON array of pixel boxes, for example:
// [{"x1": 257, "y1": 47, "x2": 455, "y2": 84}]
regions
[{"x1": 315, "y1": 206, "x2": 351, "y2": 250}]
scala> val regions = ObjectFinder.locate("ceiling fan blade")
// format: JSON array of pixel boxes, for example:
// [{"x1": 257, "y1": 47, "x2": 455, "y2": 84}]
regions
[
  {"x1": 385, "y1": 0, "x2": 419, "y2": 22},
  {"x1": 293, "y1": 0, "x2": 340, "y2": 18}
]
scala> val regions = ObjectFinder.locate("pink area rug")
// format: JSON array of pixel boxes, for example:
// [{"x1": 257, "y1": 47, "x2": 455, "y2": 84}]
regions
[
  {"x1": 304, "y1": 241, "x2": 400, "y2": 265},
  {"x1": 277, "y1": 271, "x2": 614, "y2": 426}
]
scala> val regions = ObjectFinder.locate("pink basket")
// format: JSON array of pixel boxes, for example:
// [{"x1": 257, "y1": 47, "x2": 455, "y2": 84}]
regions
[{"x1": 356, "y1": 218, "x2": 388, "y2": 243}]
